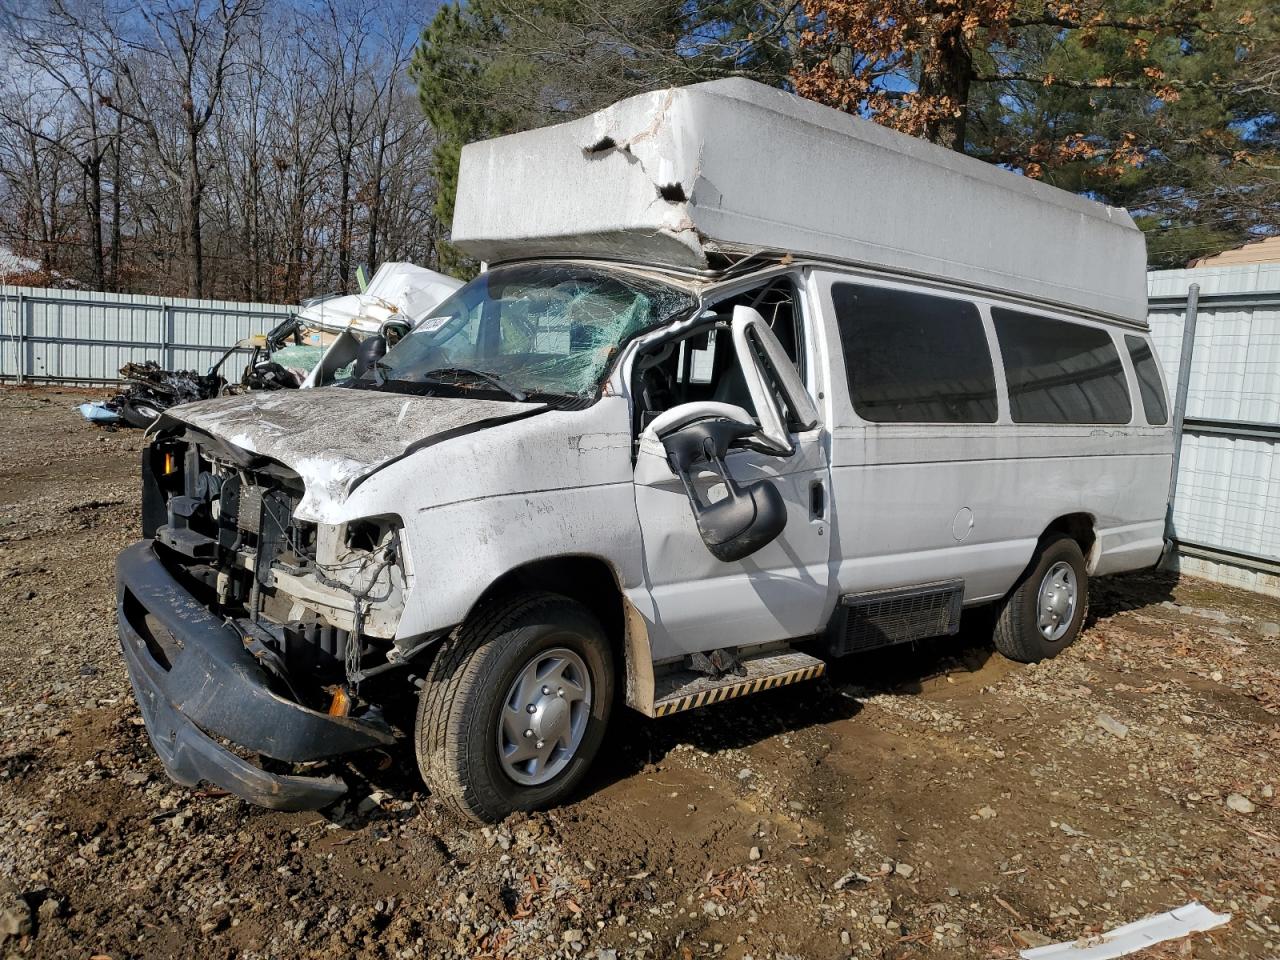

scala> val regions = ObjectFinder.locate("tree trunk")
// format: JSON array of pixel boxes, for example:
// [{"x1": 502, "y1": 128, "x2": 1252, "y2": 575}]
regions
[
  {"x1": 110, "y1": 120, "x2": 122, "y2": 291},
  {"x1": 366, "y1": 149, "x2": 384, "y2": 271},
  {"x1": 288, "y1": 180, "x2": 304, "y2": 303},
  {"x1": 185, "y1": 126, "x2": 204, "y2": 298},
  {"x1": 338, "y1": 158, "x2": 352, "y2": 291},
  {"x1": 46, "y1": 156, "x2": 61, "y2": 273},
  {"x1": 86, "y1": 156, "x2": 105, "y2": 290},
  {"x1": 921, "y1": 21, "x2": 973, "y2": 152}
]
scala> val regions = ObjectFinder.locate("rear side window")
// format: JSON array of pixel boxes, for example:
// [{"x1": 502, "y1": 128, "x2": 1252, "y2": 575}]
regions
[
  {"x1": 992, "y1": 309, "x2": 1131, "y2": 424},
  {"x1": 1124, "y1": 335, "x2": 1169, "y2": 425},
  {"x1": 832, "y1": 283, "x2": 997, "y2": 423}
]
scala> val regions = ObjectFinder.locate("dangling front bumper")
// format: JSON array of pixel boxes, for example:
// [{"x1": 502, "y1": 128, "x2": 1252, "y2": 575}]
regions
[{"x1": 115, "y1": 540, "x2": 395, "y2": 810}]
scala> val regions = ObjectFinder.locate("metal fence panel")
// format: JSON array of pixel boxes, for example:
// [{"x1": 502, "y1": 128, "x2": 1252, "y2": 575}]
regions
[
  {"x1": 0, "y1": 285, "x2": 292, "y2": 384},
  {"x1": 1147, "y1": 265, "x2": 1280, "y2": 589},
  {"x1": 4, "y1": 273, "x2": 1276, "y2": 586}
]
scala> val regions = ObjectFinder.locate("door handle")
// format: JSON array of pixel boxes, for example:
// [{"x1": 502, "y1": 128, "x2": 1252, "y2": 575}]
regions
[{"x1": 809, "y1": 479, "x2": 825, "y2": 520}]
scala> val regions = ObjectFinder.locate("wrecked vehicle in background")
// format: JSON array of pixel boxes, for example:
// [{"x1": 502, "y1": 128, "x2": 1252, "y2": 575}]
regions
[
  {"x1": 115, "y1": 80, "x2": 1172, "y2": 823},
  {"x1": 93, "y1": 361, "x2": 226, "y2": 429},
  {"x1": 95, "y1": 316, "x2": 305, "y2": 428},
  {"x1": 291, "y1": 262, "x2": 463, "y2": 388},
  {"x1": 82, "y1": 262, "x2": 463, "y2": 427}
]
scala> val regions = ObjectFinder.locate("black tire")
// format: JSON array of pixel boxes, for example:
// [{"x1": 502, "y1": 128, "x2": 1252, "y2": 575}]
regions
[
  {"x1": 993, "y1": 534, "x2": 1088, "y2": 663},
  {"x1": 119, "y1": 398, "x2": 164, "y2": 429},
  {"x1": 415, "y1": 591, "x2": 614, "y2": 823}
]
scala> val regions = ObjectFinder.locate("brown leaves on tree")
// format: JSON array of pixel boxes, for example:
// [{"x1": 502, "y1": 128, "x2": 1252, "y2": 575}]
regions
[{"x1": 789, "y1": 0, "x2": 1251, "y2": 179}]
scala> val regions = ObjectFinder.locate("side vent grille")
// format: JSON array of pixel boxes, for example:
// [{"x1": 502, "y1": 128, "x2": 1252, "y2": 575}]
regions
[{"x1": 831, "y1": 580, "x2": 964, "y2": 656}]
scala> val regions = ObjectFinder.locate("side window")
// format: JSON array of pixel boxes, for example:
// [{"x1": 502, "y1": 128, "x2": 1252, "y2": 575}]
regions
[
  {"x1": 1124, "y1": 335, "x2": 1169, "y2": 425},
  {"x1": 831, "y1": 283, "x2": 997, "y2": 423},
  {"x1": 992, "y1": 308, "x2": 1131, "y2": 424},
  {"x1": 633, "y1": 276, "x2": 803, "y2": 429}
]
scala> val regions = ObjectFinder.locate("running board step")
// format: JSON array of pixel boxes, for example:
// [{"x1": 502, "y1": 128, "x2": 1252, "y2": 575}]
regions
[{"x1": 652, "y1": 650, "x2": 825, "y2": 717}]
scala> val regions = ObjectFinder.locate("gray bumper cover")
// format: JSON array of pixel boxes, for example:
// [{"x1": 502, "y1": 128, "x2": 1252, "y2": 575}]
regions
[{"x1": 116, "y1": 540, "x2": 395, "y2": 810}]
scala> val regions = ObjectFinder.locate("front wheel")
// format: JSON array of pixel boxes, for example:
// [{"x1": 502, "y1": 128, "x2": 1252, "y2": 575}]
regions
[
  {"x1": 415, "y1": 591, "x2": 614, "y2": 823},
  {"x1": 993, "y1": 534, "x2": 1088, "y2": 663}
]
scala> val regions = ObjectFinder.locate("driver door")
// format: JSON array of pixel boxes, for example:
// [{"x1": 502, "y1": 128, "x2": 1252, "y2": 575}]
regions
[{"x1": 631, "y1": 288, "x2": 833, "y2": 663}]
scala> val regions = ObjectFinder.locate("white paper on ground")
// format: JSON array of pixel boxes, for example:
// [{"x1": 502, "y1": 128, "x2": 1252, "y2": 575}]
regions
[{"x1": 1019, "y1": 902, "x2": 1231, "y2": 960}]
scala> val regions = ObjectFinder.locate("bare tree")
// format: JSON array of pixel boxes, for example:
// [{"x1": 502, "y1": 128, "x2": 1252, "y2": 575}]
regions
[
  {"x1": 0, "y1": 82, "x2": 72, "y2": 275},
  {"x1": 0, "y1": 0, "x2": 133, "y2": 287},
  {"x1": 0, "y1": 0, "x2": 442, "y2": 300},
  {"x1": 107, "y1": 0, "x2": 261, "y2": 296},
  {"x1": 311, "y1": 0, "x2": 375, "y2": 292}
]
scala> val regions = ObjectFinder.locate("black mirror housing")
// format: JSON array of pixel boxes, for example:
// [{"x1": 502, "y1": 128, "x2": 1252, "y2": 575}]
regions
[
  {"x1": 351, "y1": 335, "x2": 388, "y2": 379},
  {"x1": 656, "y1": 412, "x2": 788, "y2": 563}
]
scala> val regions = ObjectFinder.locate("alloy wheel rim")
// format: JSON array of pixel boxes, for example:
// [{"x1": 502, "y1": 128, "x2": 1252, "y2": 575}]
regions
[
  {"x1": 1037, "y1": 561, "x2": 1076, "y2": 642},
  {"x1": 496, "y1": 647, "x2": 592, "y2": 786}
]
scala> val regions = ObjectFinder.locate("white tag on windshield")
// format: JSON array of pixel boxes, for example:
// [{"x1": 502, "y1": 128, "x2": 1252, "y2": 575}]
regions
[{"x1": 418, "y1": 315, "x2": 451, "y2": 332}]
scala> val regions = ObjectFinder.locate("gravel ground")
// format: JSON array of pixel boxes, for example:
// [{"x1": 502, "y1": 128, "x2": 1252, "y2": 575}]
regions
[{"x1": 1, "y1": 385, "x2": 1277, "y2": 960}]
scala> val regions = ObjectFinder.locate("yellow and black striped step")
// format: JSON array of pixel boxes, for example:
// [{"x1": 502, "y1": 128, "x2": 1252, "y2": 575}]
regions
[{"x1": 652, "y1": 650, "x2": 826, "y2": 717}]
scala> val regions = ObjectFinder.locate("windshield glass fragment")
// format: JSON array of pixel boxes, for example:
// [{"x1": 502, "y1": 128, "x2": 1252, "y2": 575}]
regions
[{"x1": 367, "y1": 263, "x2": 696, "y2": 397}]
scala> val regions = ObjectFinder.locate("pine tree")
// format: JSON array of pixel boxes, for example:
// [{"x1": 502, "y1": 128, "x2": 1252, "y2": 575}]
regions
[
  {"x1": 409, "y1": 0, "x2": 795, "y2": 270},
  {"x1": 792, "y1": 0, "x2": 1278, "y2": 265}
]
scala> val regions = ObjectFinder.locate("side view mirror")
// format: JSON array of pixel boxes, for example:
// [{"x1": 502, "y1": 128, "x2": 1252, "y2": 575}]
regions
[
  {"x1": 351, "y1": 334, "x2": 388, "y2": 379},
  {"x1": 649, "y1": 402, "x2": 787, "y2": 562}
]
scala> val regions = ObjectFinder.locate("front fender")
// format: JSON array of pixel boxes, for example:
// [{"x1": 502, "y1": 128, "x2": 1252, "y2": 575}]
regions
[{"x1": 393, "y1": 483, "x2": 645, "y2": 639}]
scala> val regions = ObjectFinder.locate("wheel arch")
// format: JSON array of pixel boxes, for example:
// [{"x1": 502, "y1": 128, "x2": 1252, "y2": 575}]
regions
[
  {"x1": 464, "y1": 554, "x2": 654, "y2": 710},
  {"x1": 471, "y1": 555, "x2": 624, "y2": 643},
  {"x1": 1040, "y1": 512, "x2": 1099, "y2": 573}
]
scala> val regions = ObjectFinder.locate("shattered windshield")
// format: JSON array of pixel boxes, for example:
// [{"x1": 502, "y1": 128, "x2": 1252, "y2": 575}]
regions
[{"x1": 368, "y1": 263, "x2": 696, "y2": 398}]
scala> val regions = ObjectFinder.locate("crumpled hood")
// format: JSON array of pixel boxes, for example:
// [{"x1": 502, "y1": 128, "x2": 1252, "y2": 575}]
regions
[{"x1": 162, "y1": 387, "x2": 546, "y2": 517}]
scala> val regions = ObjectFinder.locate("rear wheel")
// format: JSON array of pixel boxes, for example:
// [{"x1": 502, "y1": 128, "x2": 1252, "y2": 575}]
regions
[
  {"x1": 415, "y1": 591, "x2": 614, "y2": 823},
  {"x1": 993, "y1": 534, "x2": 1088, "y2": 663}
]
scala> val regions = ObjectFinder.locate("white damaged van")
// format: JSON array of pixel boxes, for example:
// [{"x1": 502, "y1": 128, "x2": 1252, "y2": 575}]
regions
[{"x1": 116, "y1": 80, "x2": 1173, "y2": 822}]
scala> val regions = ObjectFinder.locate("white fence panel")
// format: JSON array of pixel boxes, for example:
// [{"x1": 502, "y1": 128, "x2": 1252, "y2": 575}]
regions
[
  {"x1": 0, "y1": 285, "x2": 293, "y2": 384},
  {"x1": 4, "y1": 273, "x2": 1277, "y2": 590}
]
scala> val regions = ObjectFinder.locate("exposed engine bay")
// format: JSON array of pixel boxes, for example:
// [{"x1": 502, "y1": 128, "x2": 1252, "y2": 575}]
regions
[{"x1": 142, "y1": 429, "x2": 415, "y2": 712}]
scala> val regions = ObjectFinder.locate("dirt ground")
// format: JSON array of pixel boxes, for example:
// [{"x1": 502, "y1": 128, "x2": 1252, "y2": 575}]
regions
[{"x1": 0, "y1": 385, "x2": 1277, "y2": 960}]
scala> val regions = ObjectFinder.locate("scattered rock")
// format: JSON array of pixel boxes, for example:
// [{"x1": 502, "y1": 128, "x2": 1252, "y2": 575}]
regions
[
  {"x1": 833, "y1": 870, "x2": 870, "y2": 890},
  {"x1": 0, "y1": 895, "x2": 33, "y2": 942},
  {"x1": 1095, "y1": 713, "x2": 1129, "y2": 738},
  {"x1": 1226, "y1": 793, "x2": 1256, "y2": 814},
  {"x1": 1012, "y1": 930, "x2": 1053, "y2": 948},
  {"x1": 894, "y1": 862, "x2": 915, "y2": 878},
  {"x1": 1190, "y1": 607, "x2": 1231, "y2": 624},
  {"x1": 357, "y1": 791, "x2": 390, "y2": 815},
  {"x1": 976, "y1": 805, "x2": 997, "y2": 820},
  {"x1": 748, "y1": 846, "x2": 761, "y2": 861},
  {"x1": 36, "y1": 893, "x2": 65, "y2": 924}
]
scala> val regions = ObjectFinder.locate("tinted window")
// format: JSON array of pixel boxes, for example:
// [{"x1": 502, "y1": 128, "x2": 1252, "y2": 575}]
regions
[
  {"x1": 992, "y1": 309, "x2": 1131, "y2": 424},
  {"x1": 1125, "y1": 335, "x2": 1169, "y2": 425},
  {"x1": 832, "y1": 284, "x2": 997, "y2": 423}
]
